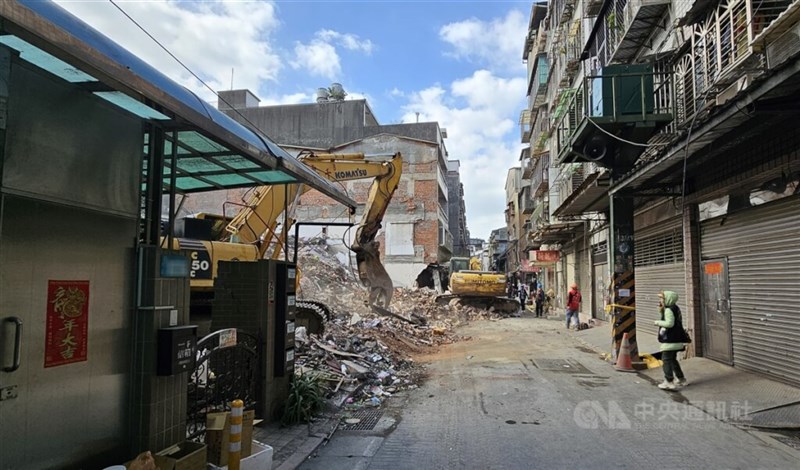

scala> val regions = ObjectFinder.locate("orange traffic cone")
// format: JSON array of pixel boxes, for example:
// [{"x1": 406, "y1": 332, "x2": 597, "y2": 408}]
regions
[{"x1": 615, "y1": 332, "x2": 636, "y2": 372}]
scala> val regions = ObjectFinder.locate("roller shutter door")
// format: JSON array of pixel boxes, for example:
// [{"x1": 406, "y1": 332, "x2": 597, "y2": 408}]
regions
[
  {"x1": 635, "y1": 218, "x2": 685, "y2": 327},
  {"x1": 701, "y1": 196, "x2": 800, "y2": 385},
  {"x1": 636, "y1": 264, "x2": 686, "y2": 326}
]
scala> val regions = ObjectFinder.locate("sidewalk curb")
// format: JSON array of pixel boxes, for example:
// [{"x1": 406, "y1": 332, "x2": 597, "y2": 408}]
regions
[{"x1": 274, "y1": 435, "x2": 325, "y2": 470}]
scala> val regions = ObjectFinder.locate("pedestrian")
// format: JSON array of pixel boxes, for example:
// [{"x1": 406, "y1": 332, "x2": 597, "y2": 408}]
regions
[
  {"x1": 654, "y1": 290, "x2": 689, "y2": 390},
  {"x1": 535, "y1": 287, "x2": 545, "y2": 317},
  {"x1": 565, "y1": 283, "x2": 581, "y2": 330},
  {"x1": 518, "y1": 284, "x2": 528, "y2": 310}
]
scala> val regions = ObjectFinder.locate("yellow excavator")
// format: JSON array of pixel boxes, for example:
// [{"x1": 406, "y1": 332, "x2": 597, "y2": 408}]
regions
[
  {"x1": 172, "y1": 151, "x2": 402, "y2": 332},
  {"x1": 433, "y1": 256, "x2": 520, "y2": 313}
]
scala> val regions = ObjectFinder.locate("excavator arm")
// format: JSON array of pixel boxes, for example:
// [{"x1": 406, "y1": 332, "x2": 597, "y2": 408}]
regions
[{"x1": 224, "y1": 151, "x2": 403, "y2": 307}]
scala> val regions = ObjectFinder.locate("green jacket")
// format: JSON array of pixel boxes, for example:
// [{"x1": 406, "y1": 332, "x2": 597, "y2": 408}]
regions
[{"x1": 654, "y1": 291, "x2": 685, "y2": 352}]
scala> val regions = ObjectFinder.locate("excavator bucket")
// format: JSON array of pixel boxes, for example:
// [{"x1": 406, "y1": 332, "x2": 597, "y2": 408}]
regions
[{"x1": 353, "y1": 240, "x2": 393, "y2": 308}]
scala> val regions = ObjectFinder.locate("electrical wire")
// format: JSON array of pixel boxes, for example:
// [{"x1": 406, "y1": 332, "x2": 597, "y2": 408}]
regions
[
  {"x1": 587, "y1": 118, "x2": 670, "y2": 148},
  {"x1": 107, "y1": 0, "x2": 282, "y2": 149}
]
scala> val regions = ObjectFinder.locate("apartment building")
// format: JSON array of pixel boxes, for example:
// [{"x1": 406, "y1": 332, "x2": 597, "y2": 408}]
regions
[
  {"x1": 518, "y1": 0, "x2": 800, "y2": 385},
  {"x1": 212, "y1": 89, "x2": 463, "y2": 288}
]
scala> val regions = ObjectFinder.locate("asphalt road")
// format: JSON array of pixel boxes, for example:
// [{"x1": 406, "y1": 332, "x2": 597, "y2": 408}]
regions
[{"x1": 300, "y1": 316, "x2": 800, "y2": 470}]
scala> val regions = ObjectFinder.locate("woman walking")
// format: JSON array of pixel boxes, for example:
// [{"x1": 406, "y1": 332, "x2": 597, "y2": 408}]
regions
[{"x1": 654, "y1": 290, "x2": 689, "y2": 391}]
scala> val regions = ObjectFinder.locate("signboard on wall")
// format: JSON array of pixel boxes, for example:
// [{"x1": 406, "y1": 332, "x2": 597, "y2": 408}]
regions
[
  {"x1": 531, "y1": 250, "x2": 560, "y2": 263},
  {"x1": 45, "y1": 280, "x2": 90, "y2": 368},
  {"x1": 519, "y1": 259, "x2": 542, "y2": 273}
]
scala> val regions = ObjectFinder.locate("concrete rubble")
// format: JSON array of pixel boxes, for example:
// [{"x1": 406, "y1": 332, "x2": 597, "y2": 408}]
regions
[{"x1": 294, "y1": 238, "x2": 504, "y2": 415}]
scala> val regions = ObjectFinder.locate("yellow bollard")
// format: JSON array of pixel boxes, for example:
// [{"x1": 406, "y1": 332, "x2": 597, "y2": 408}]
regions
[{"x1": 228, "y1": 399, "x2": 243, "y2": 470}]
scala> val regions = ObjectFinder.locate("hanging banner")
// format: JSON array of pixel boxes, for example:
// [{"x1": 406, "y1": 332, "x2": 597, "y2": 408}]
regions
[{"x1": 45, "y1": 280, "x2": 90, "y2": 368}]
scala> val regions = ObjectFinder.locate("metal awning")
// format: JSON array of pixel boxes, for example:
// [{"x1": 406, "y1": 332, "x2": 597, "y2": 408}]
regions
[
  {"x1": 530, "y1": 222, "x2": 582, "y2": 243},
  {"x1": 553, "y1": 170, "x2": 611, "y2": 217},
  {"x1": 0, "y1": 1, "x2": 355, "y2": 208}
]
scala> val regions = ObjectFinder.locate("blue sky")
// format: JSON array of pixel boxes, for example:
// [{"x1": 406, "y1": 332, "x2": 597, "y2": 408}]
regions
[{"x1": 55, "y1": 0, "x2": 532, "y2": 240}]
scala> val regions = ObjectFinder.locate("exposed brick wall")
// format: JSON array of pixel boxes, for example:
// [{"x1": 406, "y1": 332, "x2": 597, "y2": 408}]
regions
[{"x1": 416, "y1": 219, "x2": 439, "y2": 263}]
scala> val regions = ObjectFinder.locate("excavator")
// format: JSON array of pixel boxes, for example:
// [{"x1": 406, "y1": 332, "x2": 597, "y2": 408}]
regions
[
  {"x1": 431, "y1": 256, "x2": 520, "y2": 314},
  {"x1": 171, "y1": 151, "x2": 402, "y2": 333}
]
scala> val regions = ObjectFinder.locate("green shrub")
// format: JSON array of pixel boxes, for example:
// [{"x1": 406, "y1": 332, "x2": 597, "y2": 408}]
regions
[{"x1": 281, "y1": 372, "x2": 325, "y2": 425}]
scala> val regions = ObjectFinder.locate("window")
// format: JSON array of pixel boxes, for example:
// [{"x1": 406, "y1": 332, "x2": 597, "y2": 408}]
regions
[{"x1": 386, "y1": 222, "x2": 414, "y2": 255}]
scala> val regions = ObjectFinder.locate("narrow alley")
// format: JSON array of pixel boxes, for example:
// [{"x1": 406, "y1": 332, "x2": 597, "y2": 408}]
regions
[{"x1": 300, "y1": 316, "x2": 799, "y2": 469}]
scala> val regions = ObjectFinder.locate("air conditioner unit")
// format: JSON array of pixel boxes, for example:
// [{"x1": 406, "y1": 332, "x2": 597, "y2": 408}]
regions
[
  {"x1": 716, "y1": 75, "x2": 750, "y2": 106},
  {"x1": 766, "y1": 22, "x2": 800, "y2": 69}
]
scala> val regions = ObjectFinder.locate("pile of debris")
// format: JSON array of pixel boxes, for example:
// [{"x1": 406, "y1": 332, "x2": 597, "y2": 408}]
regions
[{"x1": 293, "y1": 238, "x2": 502, "y2": 409}]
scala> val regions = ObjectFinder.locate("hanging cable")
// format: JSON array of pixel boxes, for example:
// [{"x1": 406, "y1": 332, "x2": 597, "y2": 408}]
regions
[
  {"x1": 586, "y1": 118, "x2": 670, "y2": 148},
  {"x1": 108, "y1": 0, "x2": 279, "y2": 143}
]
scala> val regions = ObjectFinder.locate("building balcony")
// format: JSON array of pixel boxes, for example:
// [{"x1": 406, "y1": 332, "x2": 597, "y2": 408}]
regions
[
  {"x1": 439, "y1": 225, "x2": 454, "y2": 253},
  {"x1": 531, "y1": 152, "x2": 550, "y2": 197},
  {"x1": 521, "y1": 148, "x2": 534, "y2": 179},
  {"x1": 520, "y1": 187, "x2": 534, "y2": 214},
  {"x1": 672, "y1": 0, "x2": 800, "y2": 126},
  {"x1": 520, "y1": 109, "x2": 532, "y2": 143},
  {"x1": 531, "y1": 200, "x2": 548, "y2": 229},
  {"x1": 553, "y1": 64, "x2": 674, "y2": 167},
  {"x1": 590, "y1": 0, "x2": 671, "y2": 66},
  {"x1": 552, "y1": 163, "x2": 610, "y2": 217},
  {"x1": 559, "y1": 20, "x2": 583, "y2": 88},
  {"x1": 585, "y1": 0, "x2": 604, "y2": 17}
]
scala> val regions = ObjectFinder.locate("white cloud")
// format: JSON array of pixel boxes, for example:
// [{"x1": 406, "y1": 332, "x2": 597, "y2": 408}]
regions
[
  {"x1": 316, "y1": 30, "x2": 374, "y2": 54},
  {"x1": 401, "y1": 70, "x2": 527, "y2": 238},
  {"x1": 439, "y1": 9, "x2": 527, "y2": 72},
  {"x1": 55, "y1": 0, "x2": 282, "y2": 102},
  {"x1": 291, "y1": 40, "x2": 341, "y2": 79},
  {"x1": 290, "y1": 29, "x2": 374, "y2": 80}
]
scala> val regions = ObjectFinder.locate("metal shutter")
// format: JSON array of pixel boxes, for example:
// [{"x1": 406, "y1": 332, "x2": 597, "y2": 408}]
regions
[
  {"x1": 635, "y1": 217, "x2": 685, "y2": 328},
  {"x1": 701, "y1": 196, "x2": 800, "y2": 385},
  {"x1": 636, "y1": 264, "x2": 687, "y2": 326}
]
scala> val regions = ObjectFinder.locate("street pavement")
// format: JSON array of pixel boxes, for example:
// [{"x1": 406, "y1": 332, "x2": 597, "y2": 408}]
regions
[{"x1": 299, "y1": 315, "x2": 800, "y2": 469}]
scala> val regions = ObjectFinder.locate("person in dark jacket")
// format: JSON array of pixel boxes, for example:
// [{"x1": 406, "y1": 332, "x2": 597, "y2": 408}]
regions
[
  {"x1": 654, "y1": 290, "x2": 689, "y2": 390},
  {"x1": 535, "y1": 287, "x2": 545, "y2": 317}
]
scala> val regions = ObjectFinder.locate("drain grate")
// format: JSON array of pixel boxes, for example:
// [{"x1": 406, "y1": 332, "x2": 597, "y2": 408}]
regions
[
  {"x1": 533, "y1": 358, "x2": 592, "y2": 374},
  {"x1": 773, "y1": 435, "x2": 800, "y2": 450},
  {"x1": 340, "y1": 408, "x2": 384, "y2": 431}
]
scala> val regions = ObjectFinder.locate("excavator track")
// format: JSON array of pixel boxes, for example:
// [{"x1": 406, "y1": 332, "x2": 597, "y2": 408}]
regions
[{"x1": 295, "y1": 300, "x2": 332, "y2": 335}]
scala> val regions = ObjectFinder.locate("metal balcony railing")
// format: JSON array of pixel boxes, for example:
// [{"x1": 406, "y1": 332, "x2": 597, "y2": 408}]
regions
[
  {"x1": 554, "y1": 68, "x2": 675, "y2": 161},
  {"x1": 520, "y1": 187, "x2": 534, "y2": 214},
  {"x1": 522, "y1": 154, "x2": 534, "y2": 179},
  {"x1": 520, "y1": 109, "x2": 532, "y2": 143},
  {"x1": 531, "y1": 152, "x2": 551, "y2": 197},
  {"x1": 672, "y1": 0, "x2": 795, "y2": 126},
  {"x1": 531, "y1": 200, "x2": 549, "y2": 229},
  {"x1": 592, "y1": 0, "x2": 671, "y2": 66}
]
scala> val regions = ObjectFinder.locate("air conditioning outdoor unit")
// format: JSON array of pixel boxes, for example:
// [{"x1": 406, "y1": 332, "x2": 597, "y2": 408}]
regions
[{"x1": 766, "y1": 22, "x2": 800, "y2": 69}]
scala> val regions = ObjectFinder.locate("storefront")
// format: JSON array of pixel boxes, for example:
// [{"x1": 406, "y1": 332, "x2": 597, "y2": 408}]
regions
[{"x1": 700, "y1": 192, "x2": 800, "y2": 386}]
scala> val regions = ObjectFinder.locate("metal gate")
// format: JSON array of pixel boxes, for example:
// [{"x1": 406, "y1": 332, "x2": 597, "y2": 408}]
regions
[
  {"x1": 635, "y1": 264, "x2": 686, "y2": 326},
  {"x1": 701, "y1": 196, "x2": 800, "y2": 385},
  {"x1": 635, "y1": 218, "x2": 685, "y2": 328},
  {"x1": 187, "y1": 329, "x2": 261, "y2": 440}
]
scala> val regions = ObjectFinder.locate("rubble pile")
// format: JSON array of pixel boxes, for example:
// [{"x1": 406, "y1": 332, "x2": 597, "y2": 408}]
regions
[{"x1": 293, "y1": 238, "x2": 501, "y2": 409}]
